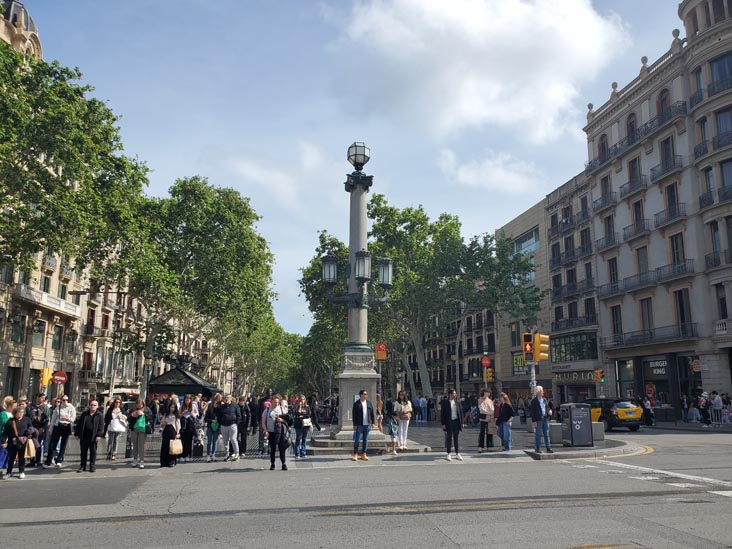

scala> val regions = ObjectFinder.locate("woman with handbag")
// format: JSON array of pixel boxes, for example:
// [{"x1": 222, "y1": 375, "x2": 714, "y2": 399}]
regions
[
  {"x1": 292, "y1": 394, "x2": 311, "y2": 459},
  {"x1": 478, "y1": 390, "x2": 495, "y2": 452},
  {"x1": 1, "y1": 405, "x2": 34, "y2": 479},
  {"x1": 128, "y1": 400, "x2": 151, "y2": 469},
  {"x1": 105, "y1": 399, "x2": 127, "y2": 461},
  {"x1": 393, "y1": 391, "x2": 413, "y2": 451},
  {"x1": 261, "y1": 394, "x2": 289, "y2": 471},
  {"x1": 159, "y1": 401, "x2": 181, "y2": 468}
]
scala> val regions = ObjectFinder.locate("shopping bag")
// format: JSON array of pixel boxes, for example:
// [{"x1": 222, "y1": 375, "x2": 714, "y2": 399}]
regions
[
  {"x1": 169, "y1": 439, "x2": 183, "y2": 456},
  {"x1": 24, "y1": 440, "x2": 36, "y2": 460}
]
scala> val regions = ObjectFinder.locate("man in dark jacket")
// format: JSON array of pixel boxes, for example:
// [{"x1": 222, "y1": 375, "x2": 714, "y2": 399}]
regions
[
  {"x1": 216, "y1": 395, "x2": 241, "y2": 461},
  {"x1": 529, "y1": 386, "x2": 554, "y2": 454},
  {"x1": 308, "y1": 392, "x2": 321, "y2": 431},
  {"x1": 440, "y1": 389, "x2": 464, "y2": 461},
  {"x1": 236, "y1": 396, "x2": 250, "y2": 457},
  {"x1": 74, "y1": 400, "x2": 105, "y2": 472},
  {"x1": 26, "y1": 393, "x2": 49, "y2": 466},
  {"x1": 351, "y1": 389, "x2": 376, "y2": 461}
]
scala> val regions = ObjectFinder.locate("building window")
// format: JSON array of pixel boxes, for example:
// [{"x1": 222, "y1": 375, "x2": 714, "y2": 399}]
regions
[
  {"x1": 568, "y1": 301, "x2": 578, "y2": 319},
  {"x1": 584, "y1": 262, "x2": 592, "y2": 281},
  {"x1": 600, "y1": 175, "x2": 611, "y2": 196},
  {"x1": 716, "y1": 107, "x2": 732, "y2": 137},
  {"x1": 0, "y1": 263, "x2": 12, "y2": 284},
  {"x1": 704, "y1": 167, "x2": 715, "y2": 192},
  {"x1": 675, "y1": 288, "x2": 692, "y2": 327},
  {"x1": 566, "y1": 268, "x2": 577, "y2": 286},
  {"x1": 41, "y1": 275, "x2": 51, "y2": 293},
  {"x1": 513, "y1": 227, "x2": 540, "y2": 255},
  {"x1": 640, "y1": 298, "x2": 653, "y2": 331},
  {"x1": 599, "y1": 134, "x2": 609, "y2": 161},
  {"x1": 711, "y1": 52, "x2": 732, "y2": 83},
  {"x1": 695, "y1": 67, "x2": 703, "y2": 92},
  {"x1": 551, "y1": 242, "x2": 561, "y2": 261},
  {"x1": 716, "y1": 284, "x2": 728, "y2": 319},
  {"x1": 52, "y1": 325, "x2": 63, "y2": 351},
  {"x1": 604, "y1": 215, "x2": 615, "y2": 238},
  {"x1": 632, "y1": 199, "x2": 644, "y2": 225},
  {"x1": 525, "y1": 256, "x2": 535, "y2": 282},
  {"x1": 486, "y1": 333, "x2": 495, "y2": 353},
  {"x1": 32, "y1": 320, "x2": 45, "y2": 347},
  {"x1": 58, "y1": 282, "x2": 67, "y2": 300},
  {"x1": 584, "y1": 298, "x2": 596, "y2": 319},
  {"x1": 554, "y1": 306, "x2": 563, "y2": 322},
  {"x1": 628, "y1": 156, "x2": 640, "y2": 180},
  {"x1": 101, "y1": 314, "x2": 109, "y2": 331},
  {"x1": 711, "y1": 221, "x2": 721, "y2": 254},
  {"x1": 636, "y1": 246, "x2": 649, "y2": 273},
  {"x1": 627, "y1": 113, "x2": 637, "y2": 141},
  {"x1": 510, "y1": 322, "x2": 521, "y2": 347},
  {"x1": 723, "y1": 160, "x2": 732, "y2": 187},
  {"x1": 608, "y1": 257, "x2": 619, "y2": 284},
  {"x1": 67, "y1": 331, "x2": 77, "y2": 353},
  {"x1": 665, "y1": 182, "x2": 679, "y2": 210},
  {"x1": 670, "y1": 233, "x2": 686, "y2": 264},
  {"x1": 18, "y1": 269, "x2": 29, "y2": 285},
  {"x1": 10, "y1": 315, "x2": 25, "y2": 343},
  {"x1": 658, "y1": 88, "x2": 671, "y2": 115},
  {"x1": 552, "y1": 273, "x2": 562, "y2": 291},
  {"x1": 550, "y1": 333, "x2": 598, "y2": 362},
  {"x1": 699, "y1": 117, "x2": 709, "y2": 143},
  {"x1": 660, "y1": 136, "x2": 675, "y2": 166},
  {"x1": 611, "y1": 305, "x2": 623, "y2": 337}
]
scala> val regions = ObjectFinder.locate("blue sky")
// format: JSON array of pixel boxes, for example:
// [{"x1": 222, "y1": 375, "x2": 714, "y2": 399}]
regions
[{"x1": 28, "y1": 0, "x2": 682, "y2": 335}]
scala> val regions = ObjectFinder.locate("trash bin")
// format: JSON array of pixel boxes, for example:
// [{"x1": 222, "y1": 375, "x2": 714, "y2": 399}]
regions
[{"x1": 560, "y1": 403, "x2": 593, "y2": 447}]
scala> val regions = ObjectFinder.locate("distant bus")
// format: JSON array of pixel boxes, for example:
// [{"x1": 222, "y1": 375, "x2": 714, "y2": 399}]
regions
[{"x1": 99, "y1": 388, "x2": 140, "y2": 404}]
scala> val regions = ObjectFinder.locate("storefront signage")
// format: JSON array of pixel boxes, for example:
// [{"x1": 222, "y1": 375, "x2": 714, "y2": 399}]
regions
[
  {"x1": 512, "y1": 352, "x2": 530, "y2": 376},
  {"x1": 643, "y1": 359, "x2": 667, "y2": 380},
  {"x1": 553, "y1": 370, "x2": 595, "y2": 384}
]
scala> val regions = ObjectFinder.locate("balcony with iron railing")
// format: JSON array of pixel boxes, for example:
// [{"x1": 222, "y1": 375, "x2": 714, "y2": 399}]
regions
[
  {"x1": 694, "y1": 140, "x2": 709, "y2": 159},
  {"x1": 551, "y1": 286, "x2": 563, "y2": 301},
  {"x1": 60, "y1": 264, "x2": 74, "y2": 280},
  {"x1": 560, "y1": 248, "x2": 577, "y2": 266},
  {"x1": 603, "y1": 323, "x2": 698, "y2": 348},
  {"x1": 656, "y1": 259, "x2": 695, "y2": 283},
  {"x1": 42, "y1": 255, "x2": 57, "y2": 271},
  {"x1": 550, "y1": 255, "x2": 562, "y2": 271},
  {"x1": 597, "y1": 280, "x2": 623, "y2": 299},
  {"x1": 720, "y1": 185, "x2": 732, "y2": 204},
  {"x1": 654, "y1": 203, "x2": 687, "y2": 229},
  {"x1": 551, "y1": 314, "x2": 598, "y2": 332},
  {"x1": 575, "y1": 209, "x2": 590, "y2": 225},
  {"x1": 577, "y1": 243, "x2": 592, "y2": 259},
  {"x1": 596, "y1": 232, "x2": 620, "y2": 253},
  {"x1": 622, "y1": 270, "x2": 657, "y2": 292},
  {"x1": 593, "y1": 192, "x2": 617, "y2": 214},
  {"x1": 650, "y1": 155, "x2": 683, "y2": 183},
  {"x1": 699, "y1": 190, "x2": 715, "y2": 210},
  {"x1": 548, "y1": 224, "x2": 561, "y2": 239},
  {"x1": 708, "y1": 76, "x2": 732, "y2": 98},
  {"x1": 560, "y1": 216, "x2": 576, "y2": 234},
  {"x1": 623, "y1": 219, "x2": 651, "y2": 241},
  {"x1": 690, "y1": 88, "x2": 704, "y2": 108},
  {"x1": 619, "y1": 175, "x2": 648, "y2": 199},
  {"x1": 713, "y1": 132, "x2": 732, "y2": 151},
  {"x1": 706, "y1": 251, "x2": 722, "y2": 268},
  {"x1": 636, "y1": 102, "x2": 688, "y2": 142}
]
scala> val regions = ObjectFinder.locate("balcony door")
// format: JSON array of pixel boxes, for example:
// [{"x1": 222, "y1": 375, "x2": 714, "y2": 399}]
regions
[
  {"x1": 674, "y1": 288, "x2": 692, "y2": 332},
  {"x1": 670, "y1": 233, "x2": 685, "y2": 266}
]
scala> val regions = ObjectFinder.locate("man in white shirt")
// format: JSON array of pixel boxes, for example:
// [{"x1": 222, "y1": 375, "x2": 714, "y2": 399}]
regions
[
  {"x1": 440, "y1": 389, "x2": 464, "y2": 461},
  {"x1": 44, "y1": 395, "x2": 76, "y2": 467},
  {"x1": 351, "y1": 390, "x2": 376, "y2": 461}
]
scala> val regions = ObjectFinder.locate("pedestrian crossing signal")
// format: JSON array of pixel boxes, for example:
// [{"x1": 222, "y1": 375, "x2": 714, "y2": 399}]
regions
[
  {"x1": 522, "y1": 332, "x2": 534, "y2": 362},
  {"x1": 594, "y1": 369, "x2": 606, "y2": 383}
]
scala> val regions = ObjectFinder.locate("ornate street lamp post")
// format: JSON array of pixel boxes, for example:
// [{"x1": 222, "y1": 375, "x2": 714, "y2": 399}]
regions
[{"x1": 321, "y1": 143, "x2": 393, "y2": 439}]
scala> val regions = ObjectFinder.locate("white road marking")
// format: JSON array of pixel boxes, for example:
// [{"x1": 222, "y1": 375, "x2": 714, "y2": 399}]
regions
[
  {"x1": 592, "y1": 459, "x2": 732, "y2": 488},
  {"x1": 571, "y1": 464, "x2": 598, "y2": 468},
  {"x1": 629, "y1": 475, "x2": 661, "y2": 480},
  {"x1": 709, "y1": 491, "x2": 732, "y2": 497},
  {"x1": 666, "y1": 482, "x2": 704, "y2": 488}
]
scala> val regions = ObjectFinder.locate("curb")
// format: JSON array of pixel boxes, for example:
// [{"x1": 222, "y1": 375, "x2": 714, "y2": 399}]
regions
[{"x1": 524, "y1": 440, "x2": 643, "y2": 460}]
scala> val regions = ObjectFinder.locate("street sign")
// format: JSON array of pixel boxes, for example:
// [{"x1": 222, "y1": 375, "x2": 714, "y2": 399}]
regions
[
  {"x1": 52, "y1": 371, "x2": 67, "y2": 385},
  {"x1": 375, "y1": 342, "x2": 387, "y2": 361},
  {"x1": 481, "y1": 355, "x2": 492, "y2": 368}
]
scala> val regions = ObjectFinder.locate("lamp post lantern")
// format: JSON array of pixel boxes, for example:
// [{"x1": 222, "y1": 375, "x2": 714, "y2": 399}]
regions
[{"x1": 320, "y1": 143, "x2": 393, "y2": 441}]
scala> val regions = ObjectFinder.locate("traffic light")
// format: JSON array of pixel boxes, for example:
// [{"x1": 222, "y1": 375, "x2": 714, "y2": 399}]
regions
[
  {"x1": 593, "y1": 369, "x2": 606, "y2": 383},
  {"x1": 522, "y1": 332, "x2": 534, "y2": 362},
  {"x1": 534, "y1": 333, "x2": 550, "y2": 362},
  {"x1": 484, "y1": 367, "x2": 494, "y2": 382},
  {"x1": 40, "y1": 367, "x2": 53, "y2": 386}
]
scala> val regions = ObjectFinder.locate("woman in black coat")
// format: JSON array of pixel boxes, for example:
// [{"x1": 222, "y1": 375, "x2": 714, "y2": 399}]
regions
[
  {"x1": 1, "y1": 406, "x2": 35, "y2": 479},
  {"x1": 496, "y1": 393, "x2": 516, "y2": 451},
  {"x1": 159, "y1": 401, "x2": 181, "y2": 468}
]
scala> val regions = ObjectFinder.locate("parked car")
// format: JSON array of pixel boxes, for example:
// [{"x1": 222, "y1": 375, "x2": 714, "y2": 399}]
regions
[{"x1": 583, "y1": 398, "x2": 642, "y2": 432}]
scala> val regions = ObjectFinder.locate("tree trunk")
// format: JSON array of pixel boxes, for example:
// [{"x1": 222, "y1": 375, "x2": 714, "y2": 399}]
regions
[
  {"x1": 409, "y1": 323, "x2": 434, "y2": 399},
  {"x1": 398, "y1": 350, "x2": 417, "y2": 397}
]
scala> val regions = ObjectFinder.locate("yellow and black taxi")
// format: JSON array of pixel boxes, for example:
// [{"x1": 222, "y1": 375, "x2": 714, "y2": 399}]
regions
[{"x1": 583, "y1": 398, "x2": 642, "y2": 432}]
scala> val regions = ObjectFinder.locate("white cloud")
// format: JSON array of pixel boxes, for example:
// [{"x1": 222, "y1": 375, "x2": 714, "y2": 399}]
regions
[
  {"x1": 439, "y1": 148, "x2": 544, "y2": 194},
  {"x1": 336, "y1": 0, "x2": 629, "y2": 142}
]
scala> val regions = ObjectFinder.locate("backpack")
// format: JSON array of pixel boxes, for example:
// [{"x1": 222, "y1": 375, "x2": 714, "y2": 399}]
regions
[{"x1": 29, "y1": 405, "x2": 47, "y2": 429}]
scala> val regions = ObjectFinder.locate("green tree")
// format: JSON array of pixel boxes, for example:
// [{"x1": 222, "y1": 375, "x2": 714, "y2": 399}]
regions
[{"x1": 0, "y1": 42, "x2": 147, "y2": 269}]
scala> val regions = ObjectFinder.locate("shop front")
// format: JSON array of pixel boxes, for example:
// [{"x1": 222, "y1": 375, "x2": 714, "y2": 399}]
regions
[{"x1": 552, "y1": 369, "x2": 597, "y2": 403}]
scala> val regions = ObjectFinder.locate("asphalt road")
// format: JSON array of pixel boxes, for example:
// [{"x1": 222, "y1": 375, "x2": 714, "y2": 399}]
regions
[{"x1": 1, "y1": 426, "x2": 730, "y2": 548}]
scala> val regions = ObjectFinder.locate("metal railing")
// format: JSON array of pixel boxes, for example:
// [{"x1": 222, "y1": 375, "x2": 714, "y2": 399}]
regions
[
  {"x1": 713, "y1": 131, "x2": 732, "y2": 150},
  {"x1": 577, "y1": 243, "x2": 592, "y2": 258},
  {"x1": 623, "y1": 219, "x2": 651, "y2": 241},
  {"x1": 706, "y1": 251, "x2": 722, "y2": 268},
  {"x1": 596, "y1": 232, "x2": 619, "y2": 252},
  {"x1": 604, "y1": 323, "x2": 698, "y2": 348},
  {"x1": 597, "y1": 280, "x2": 623, "y2": 298},
  {"x1": 720, "y1": 186, "x2": 732, "y2": 203},
  {"x1": 619, "y1": 175, "x2": 648, "y2": 199},
  {"x1": 593, "y1": 192, "x2": 618, "y2": 213},
  {"x1": 690, "y1": 88, "x2": 704, "y2": 108},
  {"x1": 650, "y1": 155, "x2": 683, "y2": 182},
  {"x1": 654, "y1": 203, "x2": 687, "y2": 228},
  {"x1": 622, "y1": 270, "x2": 657, "y2": 291},
  {"x1": 42, "y1": 255, "x2": 57, "y2": 271},
  {"x1": 560, "y1": 248, "x2": 577, "y2": 266},
  {"x1": 636, "y1": 101, "x2": 688, "y2": 141},
  {"x1": 694, "y1": 140, "x2": 709, "y2": 159},
  {"x1": 699, "y1": 190, "x2": 715, "y2": 209},
  {"x1": 655, "y1": 259, "x2": 695, "y2": 283},
  {"x1": 708, "y1": 76, "x2": 732, "y2": 97},
  {"x1": 551, "y1": 315, "x2": 597, "y2": 332},
  {"x1": 550, "y1": 255, "x2": 562, "y2": 270},
  {"x1": 575, "y1": 209, "x2": 590, "y2": 225}
]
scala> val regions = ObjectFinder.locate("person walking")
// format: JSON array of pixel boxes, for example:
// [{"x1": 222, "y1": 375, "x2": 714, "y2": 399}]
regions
[
  {"x1": 477, "y1": 389, "x2": 495, "y2": 452},
  {"x1": 351, "y1": 389, "x2": 376, "y2": 461},
  {"x1": 44, "y1": 395, "x2": 75, "y2": 468},
  {"x1": 419, "y1": 395, "x2": 428, "y2": 424},
  {"x1": 160, "y1": 401, "x2": 181, "y2": 468},
  {"x1": 262, "y1": 394, "x2": 289, "y2": 471},
  {"x1": 529, "y1": 386, "x2": 554, "y2": 454},
  {"x1": 104, "y1": 398, "x2": 127, "y2": 461},
  {"x1": 440, "y1": 389, "x2": 464, "y2": 461},
  {"x1": 292, "y1": 394, "x2": 312, "y2": 459},
  {"x1": 1, "y1": 406, "x2": 35, "y2": 479},
  {"x1": 179, "y1": 396, "x2": 197, "y2": 463},
  {"x1": 127, "y1": 400, "x2": 152, "y2": 469},
  {"x1": 204, "y1": 393, "x2": 222, "y2": 461},
  {"x1": 237, "y1": 396, "x2": 251, "y2": 458},
  {"x1": 308, "y1": 392, "x2": 321, "y2": 431},
  {"x1": 393, "y1": 391, "x2": 412, "y2": 451},
  {"x1": 496, "y1": 393, "x2": 515, "y2": 451},
  {"x1": 74, "y1": 401, "x2": 104, "y2": 473},
  {"x1": 216, "y1": 395, "x2": 241, "y2": 461}
]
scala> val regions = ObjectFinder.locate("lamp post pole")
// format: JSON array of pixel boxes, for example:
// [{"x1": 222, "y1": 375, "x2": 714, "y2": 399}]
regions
[{"x1": 321, "y1": 143, "x2": 393, "y2": 442}]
